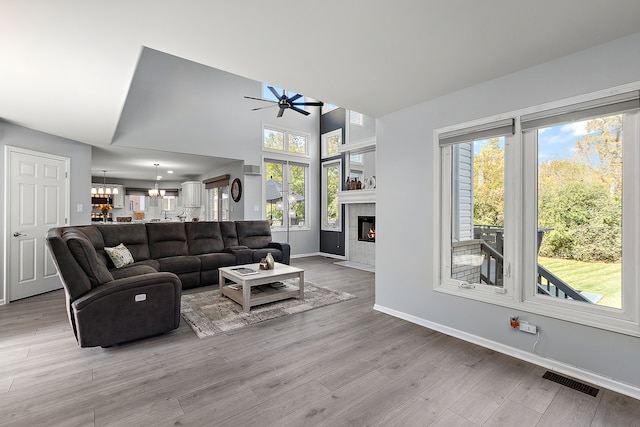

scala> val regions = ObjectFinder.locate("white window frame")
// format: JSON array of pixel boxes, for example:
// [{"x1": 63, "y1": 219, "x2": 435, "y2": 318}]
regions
[
  {"x1": 435, "y1": 84, "x2": 640, "y2": 337},
  {"x1": 322, "y1": 159, "x2": 342, "y2": 232},
  {"x1": 264, "y1": 157, "x2": 310, "y2": 231},
  {"x1": 321, "y1": 129, "x2": 342, "y2": 159},
  {"x1": 208, "y1": 186, "x2": 229, "y2": 221},
  {"x1": 263, "y1": 125, "x2": 310, "y2": 157},
  {"x1": 322, "y1": 103, "x2": 338, "y2": 114},
  {"x1": 349, "y1": 110, "x2": 364, "y2": 126}
]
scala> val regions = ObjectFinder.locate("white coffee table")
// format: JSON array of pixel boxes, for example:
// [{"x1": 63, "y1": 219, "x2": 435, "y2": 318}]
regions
[{"x1": 218, "y1": 263, "x2": 305, "y2": 312}]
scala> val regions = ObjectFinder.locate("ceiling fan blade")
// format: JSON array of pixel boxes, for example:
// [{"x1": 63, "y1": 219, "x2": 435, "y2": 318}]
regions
[
  {"x1": 268, "y1": 86, "x2": 281, "y2": 99},
  {"x1": 292, "y1": 101, "x2": 324, "y2": 107},
  {"x1": 290, "y1": 106, "x2": 311, "y2": 116},
  {"x1": 288, "y1": 93, "x2": 303, "y2": 102},
  {"x1": 252, "y1": 105, "x2": 278, "y2": 111},
  {"x1": 244, "y1": 96, "x2": 277, "y2": 103},
  {"x1": 277, "y1": 107, "x2": 285, "y2": 118}
]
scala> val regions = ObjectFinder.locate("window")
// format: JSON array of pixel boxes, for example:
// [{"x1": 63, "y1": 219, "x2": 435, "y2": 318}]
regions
[
  {"x1": 263, "y1": 126, "x2": 309, "y2": 156},
  {"x1": 262, "y1": 84, "x2": 304, "y2": 105},
  {"x1": 349, "y1": 110, "x2": 364, "y2": 126},
  {"x1": 438, "y1": 89, "x2": 640, "y2": 336},
  {"x1": 265, "y1": 159, "x2": 308, "y2": 229},
  {"x1": 322, "y1": 103, "x2": 338, "y2": 114},
  {"x1": 208, "y1": 187, "x2": 229, "y2": 221},
  {"x1": 322, "y1": 160, "x2": 342, "y2": 231},
  {"x1": 440, "y1": 119, "x2": 513, "y2": 297},
  {"x1": 204, "y1": 175, "x2": 230, "y2": 221},
  {"x1": 321, "y1": 129, "x2": 342, "y2": 158},
  {"x1": 161, "y1": 196, "x2": 177, "y2": 212}
]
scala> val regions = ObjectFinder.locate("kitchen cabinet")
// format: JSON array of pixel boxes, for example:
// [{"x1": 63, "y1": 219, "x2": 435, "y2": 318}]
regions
[
  {"x1": 112, "y1": 185, "x2": 125, "y2": 208},
  {"x1": 181, "y1": 181, "x2": 203, "y2": 207}
]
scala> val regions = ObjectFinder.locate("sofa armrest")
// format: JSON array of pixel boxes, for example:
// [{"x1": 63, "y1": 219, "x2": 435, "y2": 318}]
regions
[
  {"x1": 71, "y1": 272, "x2": 182, "y2": 347},
  {"x1": 72, "y1": 272, "x2": 181, "y2": 310},
  {"x1": 268, "y1": 242, "x2": 291, "y2": 265}
]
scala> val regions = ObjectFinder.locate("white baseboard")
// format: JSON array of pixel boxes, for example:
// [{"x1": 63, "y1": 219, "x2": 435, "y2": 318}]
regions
[
  {"x1": 291, "y1": 252, "x2": 346, "y2": 260},
  {"x1": 373, "y1": 304, "x2": 640, "y2": 400},
  {"x1": 0, "y1": 298, "x2": 5, "y2": 305}
]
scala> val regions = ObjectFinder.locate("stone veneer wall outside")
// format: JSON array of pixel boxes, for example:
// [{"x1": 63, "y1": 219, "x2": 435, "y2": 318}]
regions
[
  {"x1": 451, "y1": 240, "x2": 483, "y2": 283},
  {"x1": 347, "y1": 203, "x2": 375, "y2": 266}
]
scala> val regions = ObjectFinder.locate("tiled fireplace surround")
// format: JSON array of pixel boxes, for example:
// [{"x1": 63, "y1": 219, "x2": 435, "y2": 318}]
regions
[{"x1": 347, "y1": 203, "x2": 375, "y2": 266}]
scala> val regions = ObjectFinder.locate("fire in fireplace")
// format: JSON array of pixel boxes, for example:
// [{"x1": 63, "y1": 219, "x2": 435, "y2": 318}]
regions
[{"x1": 358, "y1": 216, "x2": 376, "y2": 243}]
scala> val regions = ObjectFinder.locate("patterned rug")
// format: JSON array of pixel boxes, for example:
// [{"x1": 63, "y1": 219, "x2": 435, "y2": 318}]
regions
[{"x1": 181, "y1": 281, "x2": 356, "y2": 338}]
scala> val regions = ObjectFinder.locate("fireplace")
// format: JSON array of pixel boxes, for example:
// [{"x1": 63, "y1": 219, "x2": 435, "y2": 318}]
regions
[{"x1": 358, "y1": 216, "x2": 376, "y2": 243}]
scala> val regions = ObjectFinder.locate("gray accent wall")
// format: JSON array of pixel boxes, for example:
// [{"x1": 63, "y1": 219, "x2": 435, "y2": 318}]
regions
[{"x1": 375, "y1": 32, "x2": 640, "y2": 390}]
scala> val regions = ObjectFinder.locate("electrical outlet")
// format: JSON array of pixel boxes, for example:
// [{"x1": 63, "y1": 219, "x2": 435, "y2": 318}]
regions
[{"x1": 519, "y1": 321, "x2": 537, "y2": 334}]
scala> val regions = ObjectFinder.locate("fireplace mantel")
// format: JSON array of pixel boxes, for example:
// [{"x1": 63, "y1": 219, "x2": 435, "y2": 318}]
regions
[{"x1": 338, "y1": 189, "x2": 376, "y2": 204}]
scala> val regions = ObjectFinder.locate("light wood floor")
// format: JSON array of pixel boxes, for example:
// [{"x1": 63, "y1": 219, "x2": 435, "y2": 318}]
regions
[{"x1": 1, "y1": 256, "x2": 639, "y2": 426}]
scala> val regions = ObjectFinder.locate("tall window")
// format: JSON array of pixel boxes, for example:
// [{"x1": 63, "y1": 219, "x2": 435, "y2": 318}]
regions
[
  {"x1": 438, "y1": 89, "x2": 640, "y2": 335},
  {"x1": 264, "y1": 126, "x2": 309, "y2": 156},
  {"x1": 322, "y1": 160, "x2": 342, "y2": 231},
  {"x1": 265, "y1": 159, "x2": 308, "y2": 229},
  {"x1": 204, "y1": 175, "x2": 230, "y2": 221},
  {"x1": 440, "y1": 120, "x2": 512, "y2": 293}
]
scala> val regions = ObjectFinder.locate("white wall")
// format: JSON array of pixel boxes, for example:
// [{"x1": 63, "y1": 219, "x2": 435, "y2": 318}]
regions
[
  {"x1": 113, "y1": 48, "x2": 320, "y2": 254},
  {"x1": 1, "y1": 123, "x2": 92, "y2": 302},
  {"x1": 376, "y1": 32, "x2": 640, "y2": 393}
]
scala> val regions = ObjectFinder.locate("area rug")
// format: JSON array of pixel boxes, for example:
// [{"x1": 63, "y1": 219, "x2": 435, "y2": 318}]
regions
[{"x1": 181, "y1": 281, "x2": 356, "y2": 338}]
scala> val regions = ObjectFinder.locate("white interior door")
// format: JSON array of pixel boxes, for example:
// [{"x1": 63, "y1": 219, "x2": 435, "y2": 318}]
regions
[{"x1": 8, "y1": 148, "x2": 68, "y2": 301}]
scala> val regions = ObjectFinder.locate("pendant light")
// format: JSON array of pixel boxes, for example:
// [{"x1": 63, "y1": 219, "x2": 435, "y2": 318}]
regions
[
  {"x1": 149, "y1": 164, "x2": 165, "y2": 198},
  {"x1": 91, "y1": 170, "x2": 118, "y2": 196}
]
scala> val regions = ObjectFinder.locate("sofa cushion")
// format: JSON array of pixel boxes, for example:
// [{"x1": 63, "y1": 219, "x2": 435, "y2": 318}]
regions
[
  {"x1": 98, "y1": 224, "x2": 151, "y2": 262},
  {"x1": 109, "y1": 264, "x2": 158, "y2": 280},
  {"x1": 185, "y1": 222, "x2": 224, "y2": 255},
  {"x1": 157, "y1": 255, "x2": 201, "y2": 274},
  {"x1": 198, "y1": 252, "x2": 237, "y2": 271},
  {"x1": 146, "y1": 223, "x2": 188, "y2": 259},
  {"x1": 250, "y1": 248, "x2": 283, "y2": 263},
  {"x1": 220, "y1": 221, "x2": 239, "y2": 247},
  {"x1": 64, "y1": 230, "x2": 114, "y2": 288},
  {"x1": 104, "y1": 243, "x2": 135, "y2": 269},
  {"x1": 236, "y1": 220, "x2": 273, "y2": 249}
]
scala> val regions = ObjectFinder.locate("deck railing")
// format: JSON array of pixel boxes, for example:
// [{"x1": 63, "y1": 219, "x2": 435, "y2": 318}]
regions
[{"x1": 474, "y1": 226, "x2": 592, "y2": 303}]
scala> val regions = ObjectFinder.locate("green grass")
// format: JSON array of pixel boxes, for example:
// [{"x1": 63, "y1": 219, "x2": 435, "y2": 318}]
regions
[{"x1": 537, "y1": 256, "x2": 622, "y2": 309}]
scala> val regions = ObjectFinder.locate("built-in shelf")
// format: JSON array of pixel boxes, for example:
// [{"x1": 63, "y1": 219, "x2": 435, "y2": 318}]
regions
[{"x1": 338, "y1": 189, "x2": 376, "y2": 204}]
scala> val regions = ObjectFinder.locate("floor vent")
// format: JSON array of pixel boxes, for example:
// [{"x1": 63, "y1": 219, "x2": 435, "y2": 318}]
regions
[{"x1": 542, "y1": 371, "x2": 599, "y2": 397}]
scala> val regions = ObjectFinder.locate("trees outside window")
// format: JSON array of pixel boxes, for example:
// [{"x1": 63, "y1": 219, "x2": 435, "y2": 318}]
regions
[{"x1": 439, "y1": 90, "x2": 640, "y2": 335}]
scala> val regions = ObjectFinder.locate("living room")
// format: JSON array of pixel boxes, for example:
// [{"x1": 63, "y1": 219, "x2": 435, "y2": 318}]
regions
[{"x1": 2, "y1": 2, "x2": 640, "y2": 425}]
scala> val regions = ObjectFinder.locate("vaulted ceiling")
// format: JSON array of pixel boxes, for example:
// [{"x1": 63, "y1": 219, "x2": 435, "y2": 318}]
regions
[{"x1": 2, "y1": 1, "x2": 640, "y2": 149}]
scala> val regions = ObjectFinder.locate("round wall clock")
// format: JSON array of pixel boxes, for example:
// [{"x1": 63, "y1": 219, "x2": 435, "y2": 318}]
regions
[{"x1": 231, "y1": 178, "x2": 242, "y2": 202}]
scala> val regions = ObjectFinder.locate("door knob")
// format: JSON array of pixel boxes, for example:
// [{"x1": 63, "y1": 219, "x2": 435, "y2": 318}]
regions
[{"x1": 13, "y1": 232, "x2": 26, "y2": 237}]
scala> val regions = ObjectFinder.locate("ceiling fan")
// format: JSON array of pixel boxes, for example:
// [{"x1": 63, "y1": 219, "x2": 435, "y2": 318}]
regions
[{"x1": 245, "y1": 86, "x2": 324, "y2": 118}]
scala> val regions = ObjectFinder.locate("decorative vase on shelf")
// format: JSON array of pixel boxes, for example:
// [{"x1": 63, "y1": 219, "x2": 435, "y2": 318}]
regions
[
  {"x1": 102, "y1": 214, "x2": 108, "y2": 223},
  {"x1": 265, "y1": 252, "x2": 275, "y2": 270}
]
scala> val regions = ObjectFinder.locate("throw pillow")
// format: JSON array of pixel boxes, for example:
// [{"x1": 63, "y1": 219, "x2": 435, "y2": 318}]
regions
[{"x1": 104, "y1": 243, "x2": 134, "y2": 269}]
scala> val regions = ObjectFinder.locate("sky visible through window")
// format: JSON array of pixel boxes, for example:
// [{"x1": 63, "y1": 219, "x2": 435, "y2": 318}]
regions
[{"x1": 472, "y1": 120, "x2": 591, "y2": 161}]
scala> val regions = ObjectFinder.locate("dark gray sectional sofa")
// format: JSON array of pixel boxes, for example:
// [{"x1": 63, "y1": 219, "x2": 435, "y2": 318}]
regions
[{"x1": 46, "y1": 220, "x2": 290, "y2": 347}]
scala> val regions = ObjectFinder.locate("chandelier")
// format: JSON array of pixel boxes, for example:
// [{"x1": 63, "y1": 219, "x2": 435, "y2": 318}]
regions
[
  {"x1": 91, "y1": 170, "x2": 119, "y2": 196},
  {"x1": 148, "y1": 164, "x2": 165, "y2": 198}
]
